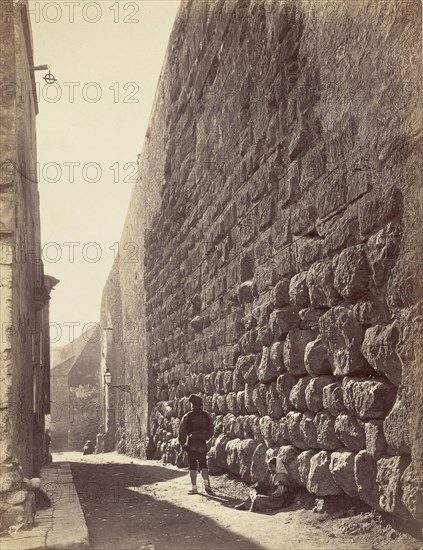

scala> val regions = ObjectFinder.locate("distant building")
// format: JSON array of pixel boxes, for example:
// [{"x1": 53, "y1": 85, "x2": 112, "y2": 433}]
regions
[
  {"x1": 50, "y1": 328, "x2": 101, "y2": 453},
  {"x1": 0, "y1": 0, "x2": 58, "y2": 530}
]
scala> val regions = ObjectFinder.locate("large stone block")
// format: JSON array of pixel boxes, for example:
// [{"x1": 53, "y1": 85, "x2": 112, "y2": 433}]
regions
[
  {"x1": 276, "y1": 372, "x2": 297, "y2": 413},
  {"x1": 319, "y1": 306, "x2": 369, "y2": 376},
  {"x1": 272, "y1": 417, "x2": 290, "y2": 446},
  {"x1": 366, "y1": 222, "x2": 403, "y2": 288},
  {"x1": 401, "y1": 463, "x2": 423, "y2": 523},
  {"x1": 333, "y1": 245, "x2": 371, "y2": 301},
  {"x1": 289, "y1": 272, "x2": 310, "y2": 307},
  {"x1": 271, "y1": 278, "x2": 291, "y2": 307},
  {"x1": 358, "y1": 186, "x2": 402, "y2": 237},
  {"x1": 377, "y1": 455, "x2": 411, "y2": 518},
  {"x1": 226, "y1": 392, "x2": 240, "y2": 415},
  {"x1": 299, "y1": 411, "x2": 318, "y2": 449},
  {"x1": 259, "y1": 416, "x2": 275, "y2": 448},
  {"x1": 304, "y1": 337, "x2": 332, "y2": 377},
  {"x1": 364, "y1": 420, "x2": 387, "y2": 460},
  {"x1": 322, "y1": 383, "x2": 345, "y2": 416},
  {"x1": 239, "y1": 439, "x2": 259, "y2": 482},
  {"x1": 383, "y1": 392, "x2": 411, "y2": 455},
  {"x1": 213, "y1": 433, "x2": 231, "y2": 469},
  {"x1": 223, "y1": 414, "x2": 237, "y2": 438},
  {"x1": 269, "y1": 307, "x2": 300, "y2": 339},
  {"x1": 283, "y1": 328, "x2": 315, "y2": 377},
  {"x1": 361, "y1": 323, "x2": 402, "y2": 386},
  {"x1": 257, "y1": 345, "x2": 281, "y2": 383},
  {"x1": 289, "y1": 376, "x2": 311, "y2": 412},
  {"x1": 252, "y1": 383, "x2": 269, "y2": 417},
  {"x1": 306, "y1": 261, "x2": 342, "y2": 308},
  {"x1": 308, "y1": 451, "x2": 343, "y2": 496},
  {"x1": 226, "y1": 438, "x2": 241, "y2": 475},
  {"x1": 329, "y1": 450, "x2": 358, "y2": 497},
  {"x1": 278, "y1": 445, "x2": 302, "y2": 485},
  {"x1": 299, "y1": 308, "x2": 326, "y2": 331},
  {"x1": 286, "y1": 411, "x2": 308, "y2": 450},
  {"x1": 305, "y1": 375, "x2": 336, "y2": 413},
  {"x1": 314, "y1": 410, "x2": 341, "y2": 451},
  {"x1": 250, "y1": 443, "x2": 268, "y2": 483},
  {"x1": 297, "y1": 450, "x2": 317, "y2": 488},
  {"x1": 334, "y1": 412, "x2": 366, "y2": 452},
  {"x1": 342, "y1": 377, "x2": 397, "y2": 420},
  {"x1": 244, "y1": 384, "x2": 259, "y2": 414},
  {"x1": 354, "y1": 451, "x2": 380, "y2": 510}
]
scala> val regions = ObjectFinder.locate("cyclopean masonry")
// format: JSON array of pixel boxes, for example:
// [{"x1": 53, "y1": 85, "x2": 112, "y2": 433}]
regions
[{"x1": 100, "y1": 0, "x2": 423, "y2": 526}]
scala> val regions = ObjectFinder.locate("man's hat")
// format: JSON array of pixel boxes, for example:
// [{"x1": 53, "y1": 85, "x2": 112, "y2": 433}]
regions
[{"x1": 189, "y1": 394, "x2": 203, "y2": 408}]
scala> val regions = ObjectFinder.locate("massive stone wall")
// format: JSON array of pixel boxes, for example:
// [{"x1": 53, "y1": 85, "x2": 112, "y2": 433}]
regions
[{"x1": 104, "y1": 0, "x2": 423, "y2": 522}]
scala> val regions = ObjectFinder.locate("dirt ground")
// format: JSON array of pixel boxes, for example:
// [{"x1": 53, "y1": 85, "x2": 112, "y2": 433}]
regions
[{"x1": 58, "y1": 452, "x2": 422, "y2": 550}]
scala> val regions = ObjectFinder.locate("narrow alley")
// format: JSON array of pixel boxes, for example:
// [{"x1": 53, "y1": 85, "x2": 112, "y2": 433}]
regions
[{"x1": 37, "y1": 454, "x2": 423, "y2": 550}]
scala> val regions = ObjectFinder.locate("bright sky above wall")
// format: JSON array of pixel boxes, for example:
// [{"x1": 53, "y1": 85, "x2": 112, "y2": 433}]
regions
[{"x1": 29, "y1": 0, "x2": 180, "y2": 347}]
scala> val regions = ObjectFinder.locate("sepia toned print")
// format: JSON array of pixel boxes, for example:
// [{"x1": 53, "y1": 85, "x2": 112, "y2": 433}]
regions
[{"x1": 0, "y1": 0, "x2": 422, "y2": 548}]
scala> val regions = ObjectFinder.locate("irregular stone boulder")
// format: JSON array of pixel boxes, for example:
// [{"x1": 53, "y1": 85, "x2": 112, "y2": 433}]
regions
[
  {"x1": 329, "y1": 450, "x2": 358, "y2": 497},
  {"x1": 223, "y1": 414, "x2": 237, "y2": 438},
  {"x1": 286, "y1": 411, "x2": 308, "y2": 450},
  {"x1": 249, "y1": 415, "x2": 264, "y2": 443},
  {"x1": 354, "y1": 450, "x2": 380, "y2": 510},
  {"x1": 314, "y1": 410, "x2": 341, "y2": 451},
  {"x1": 213, "y1": 433, "x2": 231, "y2": 469},
  {"x1": 278, "y1": 445, "x2": 301, "y2": 485},
  {"x1": 270, "y1": 341, "x2": 286, "y2": 373},
  {"x1": 361, "y1": 323, "x2": 402, "y2": 386},
  {"x1": 226, "y1": 438, "x2": 241, "y2": 475},
  {"x1": 342, "y1": 377, "x2": 397, "y2": 420},
  {"x1": 319, "y1": 306, "x2": 369, "y2": 376},
  {"x1": 276, "y1": 373, "x2": 297, "y2": 413},
  {"x1": 289, "y1": 376, "x2": 311, "y2": 412},
  {"x1": 239, "y1": 439, "x2": 259, "y2": 482},
  {"x1": 244, "y1": 384, "x2": 258, "y2": 414},
  {"x1": 333, "y1": 245, "x2": 371, "y2": 301},
  {"x1": 270, "y1": 307, "x2": 300, "y2": 339},
  {"x1": 259, "y1": 416, "x2": 275, "y2": 448},
  {"x1": 284, "y1": 329, "x2": 315, "y2": 377},
  {"x1": 364, "y1": 420, "x2": 388, "y2": 460},
  {"x1": 308, "y1": 451, "x2": 343, "y2": 496},
  {"x1": 257, "y1": 345, "x2": 280, "y2": 383},
  {"x1": 267, "y1": 394, "x2": 284, "y2": 420},
  {"x1": 250, "y1": 443, "x2": 268, "y2": 483},
  {"x1": 252, "y1": 383, "x2": 268, "y2": 417},
  {"x1": 383, "y1": 392, "x2": 411, "y2": 455},
  {"x1": 401, "y1": 463, "x2": 423, "y2": 523},
  {"x1": 305, "y1": 375, "x2": 336, "y2": 412},
  {"x1": 334, "y1": 412, "x2": 366, "y2": 452},
  {"x1": 271, "y1": 278, "x2": 291, "y2": 307},
  {"x1": 304, "y1": 337, "x2": 332, "y2": 377},
  {"x1": 289, "y1": 272, "x2": 310, "y2": 307},
  {"x1": 299, "y1": 307, "x2": 326, "y2": 331},
  {"x1": 322, "y1": 383, "x2": 345, "y2": 416},
  {"x1": 226, "y1": 392, "x2": 240, "y2": 415},
  {"x1": 353, "y1": 294, "x2": 391, "y2": 326},
  {"x1": 366, "y1": 222, "x2": 403, "y2": 288},
  {"x1": 297, "y1": 450, "x2": 317, "y2": 488},
  {"x1": 236, "y1": 391, "x2": 246, "y2": 415},
  {"x1": 306, "y1": 261, "x2": 342, "y2": 308},
  {"x1": 299, "y1": 411, "x2": 319, "y2": 449},
  {"x1": 377, "y1": 455, "x2": 411, "y2": 518},
  {"x1": 272, "y1": 418, "x2": 290, "y2": 446}
]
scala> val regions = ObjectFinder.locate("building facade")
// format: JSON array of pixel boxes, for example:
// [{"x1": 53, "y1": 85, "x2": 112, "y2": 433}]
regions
[{"x1": 0, "y1": 0, "x2": 58, "y2": 530}]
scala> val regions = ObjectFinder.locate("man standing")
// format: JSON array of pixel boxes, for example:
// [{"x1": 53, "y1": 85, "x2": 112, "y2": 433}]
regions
[{"x1": 178, "y1": 394, "x2": 214, "y2": 494}]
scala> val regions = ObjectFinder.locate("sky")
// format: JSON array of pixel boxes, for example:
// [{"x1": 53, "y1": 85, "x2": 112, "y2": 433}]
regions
[{"x1": 28, "y1": 0, "x2": 180, "y2": 346}]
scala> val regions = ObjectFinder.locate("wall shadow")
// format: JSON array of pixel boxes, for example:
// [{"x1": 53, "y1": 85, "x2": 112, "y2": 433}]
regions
[{"x1": 70, "y1": 461, "x2": 266, "y2": 550}]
